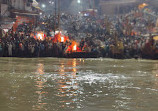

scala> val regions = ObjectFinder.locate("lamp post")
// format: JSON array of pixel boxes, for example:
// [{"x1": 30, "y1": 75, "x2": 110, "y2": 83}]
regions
[
  {"x1": 77, "y1": 0, "x2": 81, "y2": 4},
  {"x1": 54, "y1": 0, "x2": 57, "y2": 33},
  {"x1": 41, "y1": 4, "x2": 46, "y2": 8},
  {"x1": 0, "y1": 1, "x2": 2, "y2": 38},
  {"x1": 93, "y1": 0, "x2": 95, "y2": 16},
  {"x1": 77, "y1": 0, "x2": 81, "y2": 13},
  {"x1": 58, "y1": 0, "x2": 61, "y2": 30}
]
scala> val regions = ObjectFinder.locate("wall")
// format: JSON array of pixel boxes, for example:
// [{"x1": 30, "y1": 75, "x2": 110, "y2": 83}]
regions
[
  {"x1": 11, "y1": 0, "x2": 25, "y2": 10},
  {"x1": 11, "y1": 0, "x2": 33, "y2": 11},
  {"x1": 99, "y1": 0, "x2": 139, "y2": 15},
  {"x1": 1, "y1": 4, "x2": 10, "y2": 17}
]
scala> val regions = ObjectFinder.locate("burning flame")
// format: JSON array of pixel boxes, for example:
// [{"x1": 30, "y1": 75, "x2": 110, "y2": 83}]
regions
[
  {"x1": 61, "y1": 36, "x2": 64, "y2": 42},
  {"x1": 36, "y1": 32, "x2": 45, "y2": 40},
  {"x1": 38, "y1": 34, "x2": 43, "y2": 40},
  {"x1": 73, "y1": 44, "x2": 77, "y2": 51},
  {"x1": 53, "y1": 33, "x2": 68, "y2": 43},
  {"x1": 71, "y1": 41, "x2": 78, "y2": 52},
  {"x1": 65, "y1": 41, "x2": 82, "y2": 53}
]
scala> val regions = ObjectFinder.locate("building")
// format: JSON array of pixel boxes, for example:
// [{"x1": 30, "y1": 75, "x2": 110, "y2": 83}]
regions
[
  {"x1": 0, "y1": 0, "x2": 40, "y2": 34},
  {"x1": 99, "y1": 0, "x2": 140, "y2": 15}
]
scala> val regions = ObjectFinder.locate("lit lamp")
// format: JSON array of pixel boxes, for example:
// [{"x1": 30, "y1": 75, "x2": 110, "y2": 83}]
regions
[
  {"x1": 41, "y1": 4, "x2": 46, "y2": 8},
  {"x1": 77, "y1": 0, "x2": 81, "y2": 4}
]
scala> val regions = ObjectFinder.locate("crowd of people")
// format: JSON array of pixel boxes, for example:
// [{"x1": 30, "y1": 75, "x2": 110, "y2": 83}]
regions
[{"x1": 0, "y1": 8, "x2": 158, "y2": 59}]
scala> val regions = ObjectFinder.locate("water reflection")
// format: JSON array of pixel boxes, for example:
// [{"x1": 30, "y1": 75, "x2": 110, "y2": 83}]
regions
[
  {"x1": 1, "y1": 58, "x2": 158, "y2": 111},
  {"x1": 32, "y1": 63, "x2": 47, "y2": 111},
  {"x1": 56, "y1": 59, "x2": 80, "y2": 109},
  {"x1": 152, "y1": 63, "x2": 158, "y2": 77},
  {"x1": 152, "y1": 63, "x2": 158, "y2": 91},
  {"x1": 72, "y1": 59, "x2": 77, "y2": 73}
]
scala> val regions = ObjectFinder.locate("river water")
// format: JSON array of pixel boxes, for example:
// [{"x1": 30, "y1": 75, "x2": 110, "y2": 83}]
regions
[{"x1": 0, "y1": 58, "x2": 158, "y2": 111}]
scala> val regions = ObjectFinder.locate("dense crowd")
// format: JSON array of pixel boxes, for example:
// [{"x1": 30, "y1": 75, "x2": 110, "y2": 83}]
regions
[{"x1": 0, "y1": 9, "x2": 158, "y2": 59}]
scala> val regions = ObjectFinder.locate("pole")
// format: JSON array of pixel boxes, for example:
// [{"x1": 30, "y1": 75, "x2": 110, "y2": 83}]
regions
[
  {"x1": 58, "y1": 0, "x2": 60, "y2": 31},
  {"x1": 0, "y1": 1, "x2": 2, "y2": 38},
  {"x1": 93, "y1": 0, "x2": 95, "y2": 16},
  {"x1": 54, "y1": 0, "x2": 57, "y2": 33}
]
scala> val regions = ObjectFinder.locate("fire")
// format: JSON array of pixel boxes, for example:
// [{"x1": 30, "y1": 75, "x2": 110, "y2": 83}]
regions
[
  {"x1": 65, "y1": 41, "x2": 82, "y2": 53},
  {"x1": 53, "y1": 33, "x2": 68, "y2": 43},
  {"x1": 36, "y1": 32, "x2": 45, "y2": 40},
  {"x1": 73, "y1": 44, "x2": 77, "y2": 51},
  {"x1": 71, "y1": 41, "x2": 77, "y2": 52},
  {"x1": 61, "y1": 36, "x2": 64, "y2": 42},
  {"x1": 38, "y1": 33, "x2": 43, "y2": 40}
]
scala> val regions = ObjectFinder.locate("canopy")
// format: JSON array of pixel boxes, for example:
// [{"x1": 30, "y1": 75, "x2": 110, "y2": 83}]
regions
[
  {"x1": 138, "y1": 3, "x2": 148, "y2": 10},
  {"x1": 32, "y1": 0, "x2": 41, "y2": 9},
  {"x1": 153, "y1": 36, "x2": 158, "y2": 40}
]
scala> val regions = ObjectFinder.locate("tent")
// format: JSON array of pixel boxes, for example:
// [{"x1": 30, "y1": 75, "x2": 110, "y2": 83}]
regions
[{"x1": 153, "y1": 36, "x2": 158, "y2": 40}]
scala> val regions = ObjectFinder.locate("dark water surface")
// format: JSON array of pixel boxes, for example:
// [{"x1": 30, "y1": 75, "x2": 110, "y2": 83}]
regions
[{"x1": 0, "y1": 58, "x2": 158, "y2": 111}]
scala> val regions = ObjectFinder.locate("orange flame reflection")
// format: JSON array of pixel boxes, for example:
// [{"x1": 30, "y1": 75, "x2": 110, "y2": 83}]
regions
[
  {"x1": 33, "y1": 63, "x2": 47, "y2": 111},
  {"x1": 56, "y1": 60, "x2": 79, "y2": 108}
]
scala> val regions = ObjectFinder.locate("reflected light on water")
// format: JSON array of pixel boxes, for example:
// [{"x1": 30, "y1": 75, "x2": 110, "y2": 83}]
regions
[
  {"x1": 72, "y1": 59, "x2": 77, "y2": 75},
  {"x1": 32, "y1": 63, "x2": 47, "y2": 111},
  {"x1": 151, "y1": 63, "x2": 158, "y2": 93},
  {"x1": 152, "y1": 64, "x2": 158, "y2": 77},
  {"x1": 37, "y1": 63, "x2": 45, "y2": 75},
  {"x1": 59, "y1": 64, "x2": 65, "y2": 74},
  {"x1": 1, "y1": 58, "x2": 158, "y2": 111},
  {"x1": 55, "y1": 59, "x2": 80, "y2": 109}
]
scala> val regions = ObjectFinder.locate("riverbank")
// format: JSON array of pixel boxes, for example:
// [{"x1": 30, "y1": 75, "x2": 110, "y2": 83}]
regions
[{"x1": 0, "y1": 55, "x2": 157, "y2": 60}]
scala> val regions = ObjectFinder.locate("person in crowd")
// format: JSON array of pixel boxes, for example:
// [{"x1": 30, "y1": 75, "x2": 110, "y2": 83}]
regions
[
  {"x1": 0, "y1": 8, "x2": 157, "y2": 59},
  {"x1": 0, "y1": 40, "x2": 3, "y2": 57},
  {"x1": 8, "y1": 42, "x2": 13, "y2": 57}
]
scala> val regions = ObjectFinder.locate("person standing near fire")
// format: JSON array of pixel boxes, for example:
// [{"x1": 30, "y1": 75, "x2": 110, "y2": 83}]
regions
[
  {"x1": 0, "y1": 39, "x2": 2, "y2": 56},
  {"x1": 8, "y1": 42, "x2": 13, "y2": 57}
]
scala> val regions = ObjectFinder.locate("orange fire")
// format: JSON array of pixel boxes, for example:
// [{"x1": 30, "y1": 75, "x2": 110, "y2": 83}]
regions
[
  {"x1": 65, "y1": 41, "x2": 81, "y2": 53},
  {"x1": 72, "y1": 42, "x2": 77, "y2": 51},
  {"x1": 53, "y1": 33, "x2": 68, "y2": 43},
  {"x1": 73, "y1": 45, "x2": 77, "y2": 51},
  {"x1": 61, "y1": 36, "x2": 64, "y2": 42},
  {"x1": 36, "y1": 31, "x2": 45, "y2": 41},
  {"x1": 71, "y1": 41, "x2": 77, "y2": 52}
]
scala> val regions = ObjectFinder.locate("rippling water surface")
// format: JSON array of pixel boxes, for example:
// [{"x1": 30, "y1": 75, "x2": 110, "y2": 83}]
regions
[{"x1": 0, "y1": 58, "x2": 158, "y2": 111}]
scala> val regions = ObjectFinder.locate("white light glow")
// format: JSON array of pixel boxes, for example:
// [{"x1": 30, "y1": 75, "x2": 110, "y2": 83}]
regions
[
  {"x1": 77, "y1": 0, "x2": 81, "y2": 4},
  {"x1": 73, "y1": 45, "x2": 77, "y2": 51},
  {"x1": 61, "y1": 37, "x2": 64, "y2": 42},
  {"x1": 37, "y1": 33, "x2": 44, "y2": 40},
  {"x1": 42, "y1": 4, "x2": 46, "y2": 8},
  {"x1": 3, "y1": 29, "x2": 9, "y2": 32}
]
